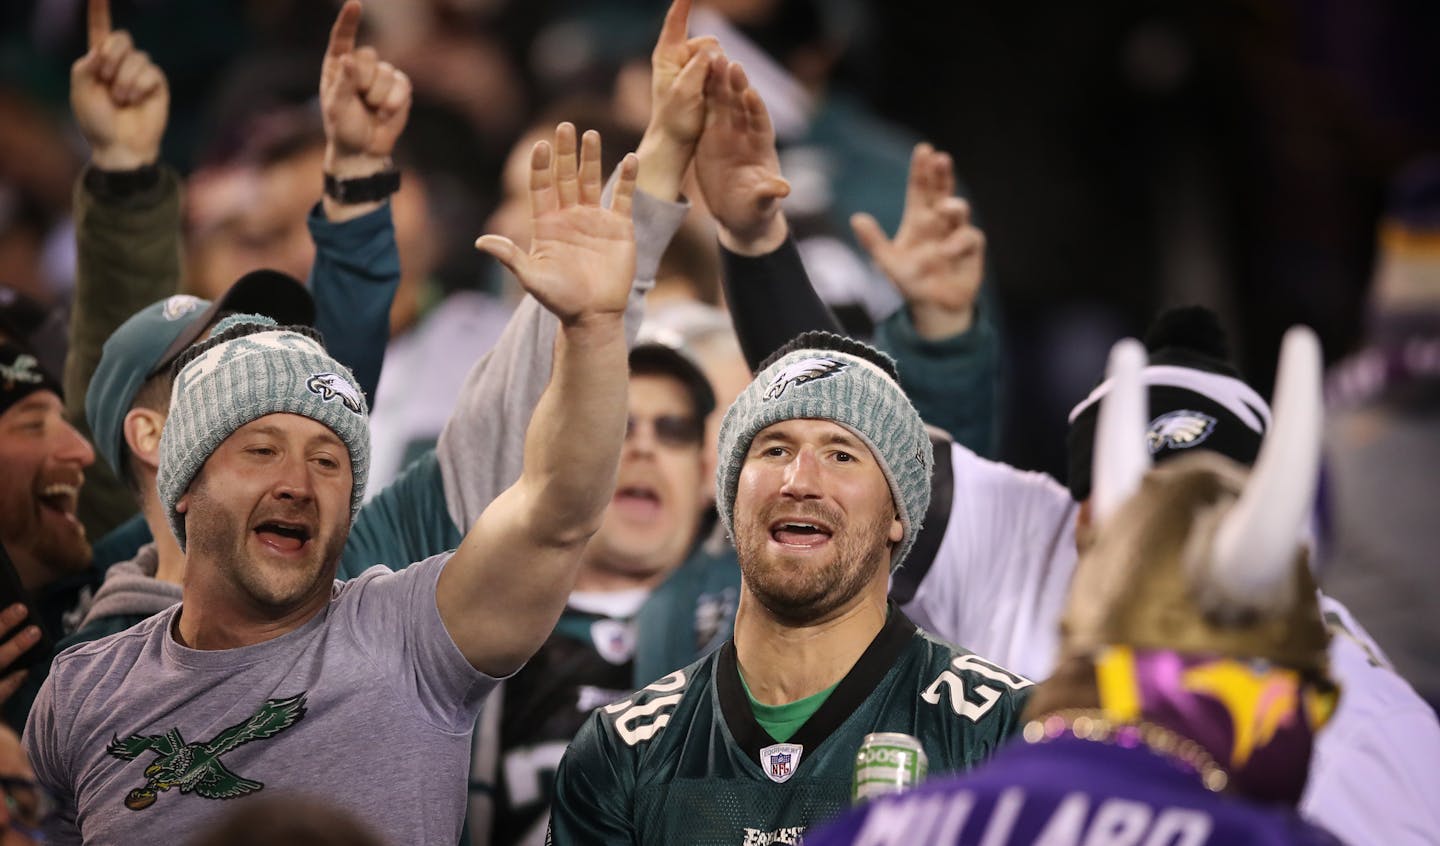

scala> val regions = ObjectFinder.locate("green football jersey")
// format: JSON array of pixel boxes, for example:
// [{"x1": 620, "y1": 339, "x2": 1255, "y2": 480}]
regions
[{"x1": 548, "y1": 609, "x2": 1033, "y2": 845}]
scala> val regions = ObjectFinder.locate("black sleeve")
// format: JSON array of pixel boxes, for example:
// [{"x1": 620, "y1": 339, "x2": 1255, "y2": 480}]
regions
[{"x1": 720, "y1": 236, "x2": 845, "y2": 372}]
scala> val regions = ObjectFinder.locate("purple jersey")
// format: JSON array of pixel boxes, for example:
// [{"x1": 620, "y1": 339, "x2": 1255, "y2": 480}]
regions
[{"x1": 806, "y1": 736, "x2": 1340, "y2": 846}]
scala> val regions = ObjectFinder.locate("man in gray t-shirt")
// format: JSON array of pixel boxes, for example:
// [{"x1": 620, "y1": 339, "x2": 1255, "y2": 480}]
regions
[{"x1": 24, "y1": 125, "x2": 642, "y2": 845}]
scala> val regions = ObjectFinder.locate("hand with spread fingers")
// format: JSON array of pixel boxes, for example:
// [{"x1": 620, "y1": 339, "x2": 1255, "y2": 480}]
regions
[
  {"x1": 476, "y1": 124, "x2": 639, "y2": 326},
  {"x1": 320, "y1": 0, "x2": 413, "y2": 181},
  {"x1": 0, "y1": 603, "x2": 40, "y2": 706},
  {"x1": 851, "y1": 143, "x2": 987, "y2": 339},
  {"x1": 693, "y1": 56, "x2": 792, "y2": 255},
  {"x1": 636, "y1": 0, "x2": 721, "y2": 200},
  {"x1": 70, "y1": 0, "x2": 168, "y2": 171}
]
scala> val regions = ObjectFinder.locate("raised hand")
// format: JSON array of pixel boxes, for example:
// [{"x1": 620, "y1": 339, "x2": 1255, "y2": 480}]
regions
[
  {"x1": 636, "y1": 0, "x2": 720, "y2": 200},
  {"x1": 476, "y1": 124, "x2": 639, "y2": 325},
  {"x1": 693, "y1": 57, "x2": 791, "y2": 255},
  {"x1": 647, "y1": 0, "x2": 719, "y2": 152},
  {"x1": 851, "y1": 143, "x2": 986, "y2": 338},
  {"x1": 70, "y1": 0, "x2": 168, "y2": 171},
  {"x1": 320, "y1": 0, "x2": 412, "y2": 178}
]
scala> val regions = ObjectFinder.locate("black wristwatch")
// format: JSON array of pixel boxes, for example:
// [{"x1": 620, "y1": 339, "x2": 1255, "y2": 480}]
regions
[{"x1": 323, "y1": 169, "x2": 401, "y2": 204}]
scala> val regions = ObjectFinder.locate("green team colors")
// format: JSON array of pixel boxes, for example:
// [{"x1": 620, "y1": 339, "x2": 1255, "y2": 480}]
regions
[
  {"x1": 548, "y1": 609, "x2": 1032, "y2": 845},
  {"x1": 107, "y1": 694, "x2": 308, "y2": 811}
]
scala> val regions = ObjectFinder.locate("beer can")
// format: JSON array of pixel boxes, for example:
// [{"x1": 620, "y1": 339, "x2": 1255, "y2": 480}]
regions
[{"x1": 852, "y1": 732, "x2": 928, "y2": 803}]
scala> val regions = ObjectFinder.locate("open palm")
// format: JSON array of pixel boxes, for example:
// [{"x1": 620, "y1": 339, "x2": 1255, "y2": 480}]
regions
[
  {"x1": 852, "y1": 143, "x2": 985, "y2": 317},
  {"x1": 477, "y1": 124, "x2": 638, "y2": 324},
  {"x1": 693, "y1": 57, "x2": 790, "y2": 243}
]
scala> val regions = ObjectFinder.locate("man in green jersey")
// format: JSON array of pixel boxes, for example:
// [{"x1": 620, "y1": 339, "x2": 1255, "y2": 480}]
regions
[{"x1": 549, "y1": 332, "x2": 1032, "y2": 845}]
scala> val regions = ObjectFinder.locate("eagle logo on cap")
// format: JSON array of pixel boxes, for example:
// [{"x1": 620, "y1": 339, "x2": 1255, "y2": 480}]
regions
[
  {"x1": 763, "y1": 357, "x2": 848, "y2": 401},
  {"x1": 305, "y1": 372, "x2": 364, "y2": 414},
  {"x1": 1147, "y1": 409, "x2": 1217, "y2": 454},
  {"x1": 161, "y1": 295, "x2": 204, "y2": 321}
]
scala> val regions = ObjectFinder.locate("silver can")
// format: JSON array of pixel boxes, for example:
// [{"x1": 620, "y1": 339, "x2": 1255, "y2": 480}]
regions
[{"x1": 852, "y1": 732, "x2": 928, "y2": 803}]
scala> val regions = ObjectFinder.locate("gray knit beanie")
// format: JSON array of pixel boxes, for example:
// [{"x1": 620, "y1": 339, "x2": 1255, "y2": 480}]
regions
[
  {"x1": 716, "y1": 333, "x2": 932, "y2": 570},
  {"x1": 158, "y1": 314, "x2": 370, "y2": 548}
]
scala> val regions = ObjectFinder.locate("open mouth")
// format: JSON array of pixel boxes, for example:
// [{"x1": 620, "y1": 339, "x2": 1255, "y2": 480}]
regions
[
  {"x1": 253, "y1": 520, "x2": 313, "y2": 553},
  {"x1": 36, "y1": 482, "x2": 81, "y2": 524},
  {"x1": 613, "y1": 485, "x2": 662, "y2": 519},
  {"x1": 769, "y1": 519, "x2": 834, "y2": 548}
]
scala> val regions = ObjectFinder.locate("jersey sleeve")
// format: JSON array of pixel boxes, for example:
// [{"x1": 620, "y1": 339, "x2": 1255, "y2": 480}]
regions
[
  {"x1": 307, "y1": 200, "x2": 399, "y2": 404},
  {"x1": 958, "y1": 674, "x2": 1031, "y2": 767},
  {"x1": 902, "y1": 442, "x2": 1078, "y2": 679},
  {"x1": 547, "y1": 709, "x2": 638, "y2": 845},
  {"x1": 340, "y1": 450, "x2": 463, "y2": 579},
  {"x1": 873, "y1": 302, "x2": 1000, "y2": 459},
  {"x1": 917, "y1": 646, "x2": 1034, "y2": 773}
]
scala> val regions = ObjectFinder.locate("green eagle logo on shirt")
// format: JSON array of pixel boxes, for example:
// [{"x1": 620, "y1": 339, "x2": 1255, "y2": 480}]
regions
[{"x1": 106, "y1": 693, "x2": 308, "y2": 811}]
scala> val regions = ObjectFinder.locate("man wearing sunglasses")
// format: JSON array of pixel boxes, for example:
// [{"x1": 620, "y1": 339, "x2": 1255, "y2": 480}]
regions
[{"x1": 468, "y1": 341, "x2": 727, "y2": 845}]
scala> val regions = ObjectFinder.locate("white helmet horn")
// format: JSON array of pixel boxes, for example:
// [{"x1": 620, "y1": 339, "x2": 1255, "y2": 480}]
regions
[
  {"x1": 1208, "y1": 325, "x2": 1323, "y2": 610},
  {"x1": 1091, "y1": 338, "x2": 1152, "y2": 526}
]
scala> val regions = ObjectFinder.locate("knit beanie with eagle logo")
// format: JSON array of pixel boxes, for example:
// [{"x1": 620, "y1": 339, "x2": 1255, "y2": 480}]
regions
[
  {"x1": 157, "y1": 314, "x2": 369, "y2": 548},
  {"x1": 715, "y1": 331, "x2": 932, "y2": 571}
]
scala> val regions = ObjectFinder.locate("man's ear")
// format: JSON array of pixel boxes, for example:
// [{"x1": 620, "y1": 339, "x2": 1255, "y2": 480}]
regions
[
  {"x1": 889, "y1": 514, "x2": 903, "y2": 544},
  {"x1": 122, "y1": 407, "x2": 165, "y2": 478},
  {"x1": 175, "y1": 494, "x2": 189, "y2": 515}
]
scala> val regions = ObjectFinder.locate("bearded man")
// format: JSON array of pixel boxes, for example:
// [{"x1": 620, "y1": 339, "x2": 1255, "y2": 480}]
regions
[{"x1": 549, "y1": 332, "x2": 1030, "y2": 845}]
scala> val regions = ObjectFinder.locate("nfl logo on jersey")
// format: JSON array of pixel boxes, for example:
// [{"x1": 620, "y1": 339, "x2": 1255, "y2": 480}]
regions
[{"x1": 759, "y1": 743, "x2": 804, "y2": 784}]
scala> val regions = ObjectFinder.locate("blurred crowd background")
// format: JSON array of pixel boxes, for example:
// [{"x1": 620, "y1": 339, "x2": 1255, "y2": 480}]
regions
[{"x1": 2, "y1": 0, "x2": 1438, "y2": 480}]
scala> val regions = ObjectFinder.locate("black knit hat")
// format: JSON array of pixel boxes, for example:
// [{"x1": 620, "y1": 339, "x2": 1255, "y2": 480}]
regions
[
  {"x1": 1066, "y1": 307, "x2": 1271, "y2": 502},
  {"x1": 0, "y1": 285, "x2": 66, "y2": 383},
  {"x1": 0, "y1": 340, "x2": 63, "y2": 419}
]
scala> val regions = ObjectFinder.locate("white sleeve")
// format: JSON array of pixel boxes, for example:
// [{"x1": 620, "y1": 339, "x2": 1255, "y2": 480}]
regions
[
  {"x1": 900, "y1": 442, "x2": 1080, "y2": 680},
  {"x1": 1299, "y1": 596, "x2": 1440, "y2": 845}
]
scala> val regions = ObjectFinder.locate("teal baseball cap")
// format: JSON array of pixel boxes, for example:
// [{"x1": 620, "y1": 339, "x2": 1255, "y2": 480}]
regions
[{"x1": 86, "y1": 269, "x2": 314, "y2": 480}]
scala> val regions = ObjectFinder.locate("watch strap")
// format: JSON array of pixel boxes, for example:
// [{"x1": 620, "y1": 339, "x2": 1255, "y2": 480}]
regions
[{"x1": 323, "y1": 169, "x2": 401, "y2": 204}]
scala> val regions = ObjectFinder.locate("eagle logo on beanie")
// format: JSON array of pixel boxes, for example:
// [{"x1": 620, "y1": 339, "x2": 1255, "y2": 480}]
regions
[
  {"x1": 0, "y1": 354, "x2": 43, "y2": 391},
  {"x1": 305, "y1": 372, "x2": 364, "y2": 414},
  {"x1": 763, "y1": 357, "x2": 848, "y2": 401},
  {"x1": 1147, "y1": 409, "x2": 1217, "y2": 453}
]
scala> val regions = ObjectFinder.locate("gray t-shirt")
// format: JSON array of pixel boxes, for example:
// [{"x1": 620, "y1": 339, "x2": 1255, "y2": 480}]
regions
[{"x1": 24, "y1": 552, "x2": 497, "y2": 845}]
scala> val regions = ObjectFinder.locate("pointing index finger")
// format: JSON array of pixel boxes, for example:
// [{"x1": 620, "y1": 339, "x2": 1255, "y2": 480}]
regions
[
  {"x1": 327, "y1": 0, "x2": 362, "y2": 58},
  {"x1": 657, "y1": 0, "x2": 692, "y2": 51},
  {"x1": 87, "y1": 0, "x2": 111, "y2": 51}
]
